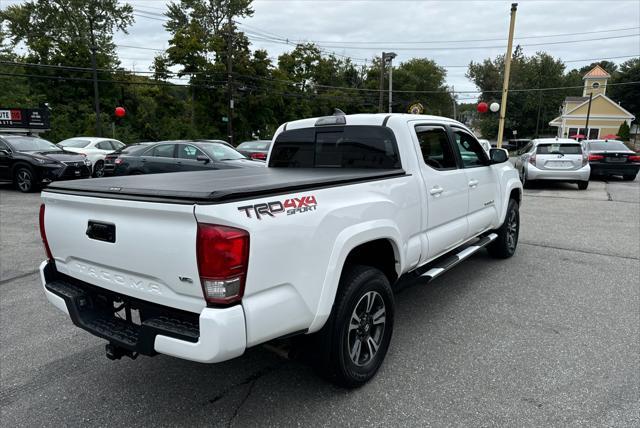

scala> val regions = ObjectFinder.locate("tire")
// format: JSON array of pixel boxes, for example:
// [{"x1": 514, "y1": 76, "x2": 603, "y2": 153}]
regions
[
  {"x1": 315, "y1": 265, "x2": 395, "y2": 388},
  {"x1": 93, "y1": 160, "x2": 105, "y2": 178},
  {"x1": 487, "y1": 198, "x2": 519, "y2": 259},
  {"x1": 13, "y1": 166, "x2": 37, "y2": 193},
  {"x1": 622, "y1": 174, "x2": 637, "y2": 181},
  {"x1": 577, "y1": 180, "x2": 589, "y2": 190}
]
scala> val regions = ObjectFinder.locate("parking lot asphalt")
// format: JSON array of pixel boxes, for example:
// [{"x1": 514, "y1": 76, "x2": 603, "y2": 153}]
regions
[{"x1": 1, "y1": 176, "x2": 639, "y2": 427}]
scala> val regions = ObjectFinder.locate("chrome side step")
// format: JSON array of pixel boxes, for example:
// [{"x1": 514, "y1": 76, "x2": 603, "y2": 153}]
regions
[{"x1": 421, "y1": 233, "x2": 498, "y2": 281}]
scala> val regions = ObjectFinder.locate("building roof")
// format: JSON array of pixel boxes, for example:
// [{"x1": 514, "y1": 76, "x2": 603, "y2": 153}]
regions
[
  {"x1": 583, "y1": 65, "x2": 611, "y2": 79},
  {"x1": 564, "y1": 96, "x2": 589, "y2": 103}
]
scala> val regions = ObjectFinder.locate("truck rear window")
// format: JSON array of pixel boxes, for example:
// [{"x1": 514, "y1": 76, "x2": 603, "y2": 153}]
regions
[
  {"x1": 269, "y1": 126, "x2": 401, "y2": 169},
  {"x1": 536, "y1": 144, "x2": 582, "y2": 155}
]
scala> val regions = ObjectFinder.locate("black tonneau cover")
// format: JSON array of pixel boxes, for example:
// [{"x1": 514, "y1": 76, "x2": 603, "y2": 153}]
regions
[{"x1": 44, "y1": 168, "x2": 407, "y2": 204}]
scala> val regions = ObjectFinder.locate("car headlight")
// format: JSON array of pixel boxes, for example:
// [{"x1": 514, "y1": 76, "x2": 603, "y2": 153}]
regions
[{"x1": 35, "y1": 158, "x2": 57, "y2": 165}]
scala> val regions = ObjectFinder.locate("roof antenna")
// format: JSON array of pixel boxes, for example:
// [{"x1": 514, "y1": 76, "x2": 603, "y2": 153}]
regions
[{"x1": 333, "y1": 108, "x2": 346, "y2": 116}]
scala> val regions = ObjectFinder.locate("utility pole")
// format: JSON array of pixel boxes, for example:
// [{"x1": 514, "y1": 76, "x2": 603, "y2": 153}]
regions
[
  {"x1": 227, "y1": 11, "x2": 234, "y2": 145},
  {"x1": 584, "y1": 92, "x2": 593, "y2": 140},
  {"x1": 379, "y1": 52, "x2": 385, "y2": 113},
  {"x1": 388, "y1": 61, "x2": 393, "y2": 113},
  {"x1": 452, "y1": 86, "x2": 456, "y2": 120},
  {"x1": 534, "y1": 89, "x2": 543, "y2": 138},
  {"x1": 496, "y1": 3, "x2": 518, "y2": 148},
  {"x1": 88, "y1": 19, "x2": 101, "y2": 137}
]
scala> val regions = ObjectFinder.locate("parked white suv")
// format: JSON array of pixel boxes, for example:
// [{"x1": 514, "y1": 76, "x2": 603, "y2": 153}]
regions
[
  {"x1": 39, "y1": 113, "x2": 522, "y2": 387},
  {"x1": 58, "y1": 137, "x2": 126, "y2": 177},
  {"x1": 513, "y1": 138, "x2": 590, "y2": 190}
]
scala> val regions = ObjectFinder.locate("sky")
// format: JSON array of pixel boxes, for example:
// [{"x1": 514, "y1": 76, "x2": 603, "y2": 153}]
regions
[{"x1": 4, "y1": 0, "x2": 640, "y2": 100}]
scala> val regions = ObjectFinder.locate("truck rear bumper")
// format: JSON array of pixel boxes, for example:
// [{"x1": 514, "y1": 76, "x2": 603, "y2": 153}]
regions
[{"x1": 39, "y1": 261, "x2": 246, "y2": 363}]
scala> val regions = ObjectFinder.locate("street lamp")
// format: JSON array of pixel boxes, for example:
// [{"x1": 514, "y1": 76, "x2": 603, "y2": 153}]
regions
[{"x1": 383, "y1": 52, "x2": 397, "y2": 113}]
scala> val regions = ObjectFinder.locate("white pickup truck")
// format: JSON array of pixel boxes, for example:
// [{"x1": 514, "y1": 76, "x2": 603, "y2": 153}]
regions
[{"x1": 39, "y1": 113, "x2": 522, "y2": 387}]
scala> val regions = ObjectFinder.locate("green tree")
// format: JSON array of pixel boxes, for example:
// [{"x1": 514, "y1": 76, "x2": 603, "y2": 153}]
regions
[
  {"x1": 617, "y1": 121, "x2": 630, "y2": 141},
  {"x1": 608, "y1": 58, "x2": 640, "y2": 122}
]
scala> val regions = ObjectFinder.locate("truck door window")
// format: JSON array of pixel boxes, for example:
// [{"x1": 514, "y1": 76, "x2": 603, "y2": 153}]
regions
[
  {"x1": 452, "y1": 129, "x2": 489, "y2": 168},
  {"x1": 415, "y1": 125, "x2": 457, "y2": 170}
]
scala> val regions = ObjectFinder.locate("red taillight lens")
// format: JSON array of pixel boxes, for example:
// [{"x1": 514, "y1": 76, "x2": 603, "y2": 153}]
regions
[
  {"x1": 114, "y1": 158, "x2": 124, "y2": 165},
  {"x1": 528, "y1": 154, "x2": 536, "y2": 165},
  {"x1": 39, "y1": 204, "x2": 53, "y2": 261},
  {"x1": 629, "y1": 155, "x2": 640, "y2": 163},
  {"x1": 589, "y1": 154, "x2": 604, "y2": 161},
  {"x1": 196, "y1": 224, "x2": 249, "y2": 305},
  {"x1": 250, "y1": 152, "x2": 267, "y2": 160}
]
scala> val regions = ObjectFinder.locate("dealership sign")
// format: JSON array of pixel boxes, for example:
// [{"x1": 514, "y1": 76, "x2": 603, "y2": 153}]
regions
[{"x1": 0, "y1": 108, "x2": 50, "y2": 131}]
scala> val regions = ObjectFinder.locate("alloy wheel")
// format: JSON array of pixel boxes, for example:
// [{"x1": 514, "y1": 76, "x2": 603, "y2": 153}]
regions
[
  {"x1": 347, "y1": 291, "x2": 386, "y2": 367},
  {"x1": 506, "y1": 208, "x2": 518, "y2": 252},
  {"x1": 16, "y1": 170, "x2": 32, "y2": 192}
]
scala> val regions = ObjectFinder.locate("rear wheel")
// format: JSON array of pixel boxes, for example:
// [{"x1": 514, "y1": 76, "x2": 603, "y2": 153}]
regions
[
  {"x1": 93, "y1": 160, "x2": 105, "y2": 178},
  {"x1": 315, "y1": 265, "x2": 394, "y2": 388},
  {"x1": 14, "y1": 166, "x2": 36, "y2": 193},
  {"x1": 622, "y1": 174, "x2": 637, "y2": 181},
  {"x1": 577, "y1": 180, "x2": 589, "y2": 190},
  {"x1": 487, "y1": 198, "x2": 519, "y2": 259}
]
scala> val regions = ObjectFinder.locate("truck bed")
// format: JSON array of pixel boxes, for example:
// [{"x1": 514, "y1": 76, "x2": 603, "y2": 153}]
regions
[{"x1": 44, "y1": 168, "x2": 407, "y2": 204}]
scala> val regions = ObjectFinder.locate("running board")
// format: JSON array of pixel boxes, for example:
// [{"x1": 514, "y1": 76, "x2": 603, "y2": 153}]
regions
[{"x1": 421, "y1": 233, "x2": 498, "y2": 281}]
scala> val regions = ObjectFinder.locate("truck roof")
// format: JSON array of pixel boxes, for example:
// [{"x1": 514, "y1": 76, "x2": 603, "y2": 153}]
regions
[{"x1": 283, "y1": 113, "x2": 467, "y2": 131}]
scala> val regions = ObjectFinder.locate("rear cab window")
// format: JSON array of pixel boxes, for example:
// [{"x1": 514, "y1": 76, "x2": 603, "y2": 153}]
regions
[
  {"x1": 269, "y1": 126, "x2": 401, "y2": 169},
  {"x1": 536, "y1": 143, "x2": 582, "y2": 155}
]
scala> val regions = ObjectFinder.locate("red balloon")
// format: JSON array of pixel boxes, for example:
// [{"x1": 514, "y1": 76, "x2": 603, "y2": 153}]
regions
[
  {"x1": 477, "y1": 102, "x2": 489, "y2": 113},
  {"x1": 114, "y1": 106, "x2": 126, "y2": 118}
]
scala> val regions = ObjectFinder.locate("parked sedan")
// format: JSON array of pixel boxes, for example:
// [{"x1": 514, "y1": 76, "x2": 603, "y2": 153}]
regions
[
  {"x1": 513, "y1": 138, "x2": 590, "y2": 190},
  {"x1": 58, "y1": 137, "x2": 125, "y2": 177},
  {"x1": 585, "y1": 140, "x2": 640, "y2": 181},
  {"x1": 236, "y1": 140, "x2": 272, "y2": 160},
  {"x1": 0, "y1": 134, "x2": 91, "y2": 192},
  {"x1": 108, "y1": 140, "x2": 263, "y2": 176}
]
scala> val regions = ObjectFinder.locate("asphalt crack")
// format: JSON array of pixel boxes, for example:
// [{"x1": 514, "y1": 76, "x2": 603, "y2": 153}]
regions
[
  {"x1": 520, "y1": 241, "x2": 639, "y2": 261},
  {"x1": 0, "y1": 269, "x2": 39, "y2": 285}
]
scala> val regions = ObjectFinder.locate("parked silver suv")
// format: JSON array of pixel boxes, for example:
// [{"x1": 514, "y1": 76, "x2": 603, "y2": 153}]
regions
[{"x1": 514, "y1": 138, "x2": 590, "y2": 190}]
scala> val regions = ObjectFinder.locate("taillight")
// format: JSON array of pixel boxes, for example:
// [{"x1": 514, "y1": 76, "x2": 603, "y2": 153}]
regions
[
  {"x1": 582, "y1": 153, "x2": 588, "y2": 167},
  {"x1": 196, "y1": 224, "x2": 249, "y2": 305},
  {"x1": 528, "y1": 154, "x2": 536, "y2": 166},
  {"x1": 39, "y1": 204, "x2": 53, "y2": 261},
  {"x1": 629, "y1": 155, "x2": 640, "y2": 163},
  {"x1": 114, "y1": 158, "x2": 123, "y2": 165},
  {"x1": 589, "y1": 154, "x2": 604, "y2": 161},
  {"x1": 250, "y1": 152, "x2": 267, "y2": 160}
]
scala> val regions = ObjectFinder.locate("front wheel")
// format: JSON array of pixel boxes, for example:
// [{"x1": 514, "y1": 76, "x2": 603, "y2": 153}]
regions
[
  {"x1": 14, "y1": 166, "x2": 36, "y2": 193},
  {"x1": 319, "y1": 265, "x2": 395, "y2": 388},
  {"x1": 487, "y1": 198, "x2": 519, "y2": 259}
]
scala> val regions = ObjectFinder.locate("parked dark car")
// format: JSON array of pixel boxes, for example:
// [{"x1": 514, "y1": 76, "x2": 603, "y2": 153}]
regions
[
  {"x1": 106, "y1": 140, "x2": 263, "y2": 176},
  {"x1": 236, "y1": 140, "x2": 272, "y2": 161},
  {"x1": 585, "y1": 140, "x2": 640, "y2": 180},
  {"x1": 0, "y1": 134, "x2": 92, "y2": 192}
]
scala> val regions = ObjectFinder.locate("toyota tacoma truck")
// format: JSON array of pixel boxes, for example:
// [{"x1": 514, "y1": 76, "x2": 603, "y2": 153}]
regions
[{"x1": 39, "y1": 113, "x2": 522, "y2": 387}]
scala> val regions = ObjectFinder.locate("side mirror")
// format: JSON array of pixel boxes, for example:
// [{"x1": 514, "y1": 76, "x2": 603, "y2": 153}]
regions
[
  {"x1": 489, "y1": 148, "x2": 509, "y2": 164},
  {"x1": 196, "y1": 154, "x2": 210, "y2": 164}
]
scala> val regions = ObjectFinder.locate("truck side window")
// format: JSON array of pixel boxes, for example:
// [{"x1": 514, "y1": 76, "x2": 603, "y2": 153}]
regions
[
  {"x1": 415, "y1": 125, "x2": 457, "y2": 170},
  {"x1": 452, "y1": 129, "x2": 489, "y2": 168}
]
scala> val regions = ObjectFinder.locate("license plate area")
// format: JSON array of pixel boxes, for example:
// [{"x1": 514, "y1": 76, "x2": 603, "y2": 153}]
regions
[
  {"x1": 86, "y1": 220, "x2": 116, "y2": 243},
  {"x1": 606, "y1": 157, "x2": 626, "y2": 163},
  {"x1": 544, "y1": 161, "x2": 573, "y2": 169}
]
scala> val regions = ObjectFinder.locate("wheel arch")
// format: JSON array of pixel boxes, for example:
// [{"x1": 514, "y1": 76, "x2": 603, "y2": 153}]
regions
[{"x1": 307, "y1": 221, "x2": 403, "y2": 333}]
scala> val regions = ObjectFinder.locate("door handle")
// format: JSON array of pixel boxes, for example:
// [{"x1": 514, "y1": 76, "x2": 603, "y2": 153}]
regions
[
  {"x1": 468, "y1": 179, "x2": 479, "y2": 188},
  {"x1": 430, "y1": 186, "x2": 444, "y2": 196}
]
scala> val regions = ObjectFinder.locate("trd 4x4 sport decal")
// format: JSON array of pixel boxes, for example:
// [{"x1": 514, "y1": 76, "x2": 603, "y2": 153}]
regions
[{"x1": 238, "y1": 195, "x2": 318, "y2": 220}]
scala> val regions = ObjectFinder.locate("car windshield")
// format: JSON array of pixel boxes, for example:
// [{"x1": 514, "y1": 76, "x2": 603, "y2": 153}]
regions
[
  {"x1": 238, "y1": 141, "x2": 270, "y2": 150},
  {"x1": 5, "y1": 136, "x2": 59, "y2": 152},
  {"x1": 536, "y1": 143, "x2": 582, "y2": 155},
  {"x1": 59, "y1": 139, "x2": 91, "y2": 148},
  {"x1": 199, "y1": 143, "x2": 246, "y2": 161},
  {"x1": 588, "y1": 142, "x2": 630, "y2": 152}
]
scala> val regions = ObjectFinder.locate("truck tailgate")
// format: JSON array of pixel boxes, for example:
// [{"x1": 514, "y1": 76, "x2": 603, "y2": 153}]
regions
[{"x1": 42, "y1": 192, "x2": 205, "y2": 313}]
